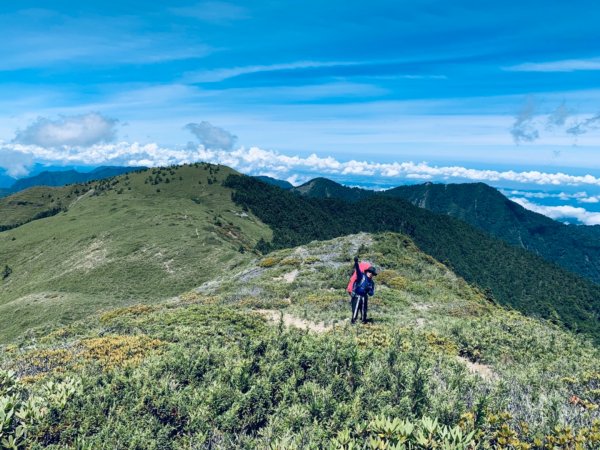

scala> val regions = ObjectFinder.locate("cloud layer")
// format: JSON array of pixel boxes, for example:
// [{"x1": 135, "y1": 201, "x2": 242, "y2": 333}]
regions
[
  {"x1": 14, "y1": 113, "x2": 118, "y2": 147},
  {"x1": 503, "y1": 189, "x2": 599, "y2": 203},
  {"x1": 511, "y1": 197, "x2": 600, "y2": 225},
  {"x1": 3, "y1": 141, "x2": 600, "y2": 189}
]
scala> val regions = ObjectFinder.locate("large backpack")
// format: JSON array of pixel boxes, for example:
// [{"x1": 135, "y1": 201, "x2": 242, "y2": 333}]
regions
[{"x1": 347, "y1": 261, "x2": 372, "y2": 294}]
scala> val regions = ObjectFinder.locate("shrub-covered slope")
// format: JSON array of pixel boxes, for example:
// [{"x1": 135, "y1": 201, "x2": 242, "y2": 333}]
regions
[
  {"x1": 1, "y1": 233, "x2": 598, "y2": 449},
  {"x1": 0, "y1": 164, "x2": 271, "y2": 342},
  {"x1": 226, "y1": 175, "x2": 600, "y2": 343},
  {"x1": 293, "y1": 177, "x2": 600, "y2": 285},
  {"x1": 384, "y1": 182, "x2": 600, "y2": 284}
]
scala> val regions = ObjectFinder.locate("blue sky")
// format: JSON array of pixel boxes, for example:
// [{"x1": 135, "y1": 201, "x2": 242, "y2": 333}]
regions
[{"x1": 1, "y1": 1, "x2": 600, "y2": 223}]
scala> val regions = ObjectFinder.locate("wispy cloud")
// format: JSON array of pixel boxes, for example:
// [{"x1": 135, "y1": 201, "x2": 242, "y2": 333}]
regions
[
  {"x1": 182, "y1": 60, "x2": 362, "y2": 83},
  {"x1": 546, "y1": 101, "x2": 570, "y2": 130},
  {"x1": 511, "y1": 197, "x2": 600, "y2": 225},
  {"x1": 0, "y1": 10, "x2": 212, "y2": 71},
  {"x1": 503, "y1": 58, "x2": 600, "y2": 72},
  {"x1": 170, "y1": 1, "x2": 249, "y2": 24},
  {"x1": 13, "y1": 113, "x2": 118, "y2": 147},
  {"x1": 510, "y1": 97, "x2": 539, "y2": 144},
  {"x1": 566, "y1": 113, "x2": 600, "y2": 136},
  {"x1": 184, "y1": 121, "x2": 237, "y2": 150}
]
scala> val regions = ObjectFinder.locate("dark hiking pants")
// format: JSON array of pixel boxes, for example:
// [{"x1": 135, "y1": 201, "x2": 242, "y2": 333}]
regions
[{"x1": 351, "y1": 294, "x2": 368, "y2": 323}]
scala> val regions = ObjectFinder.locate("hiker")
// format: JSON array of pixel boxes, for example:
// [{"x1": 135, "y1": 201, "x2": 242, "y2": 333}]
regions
[{"x1": 349, "y1": 256, "x2": 377, "y2": 324}]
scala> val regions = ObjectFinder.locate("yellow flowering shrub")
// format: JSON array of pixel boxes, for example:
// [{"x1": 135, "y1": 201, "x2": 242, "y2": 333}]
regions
[
  {"x1": 280, "y1": 257, "x2": 302, "y2": 267},
  {"x1": 355, "y1": 325, "x2": 391, "y2": 349},
  {"x1": 377, "y1": 270, "x2": 409, "y2": 290},
  {"x1": 100, "y1": 304, "x2": 156, "y2": 323},
  {"x1": 80, "y1": 335, "x2": 164, "y2": 370},
  {"x1": 301, "y1": 291, "x2": 341, "y2": 306},
  {"x1": 18, "y1": 348, "x2": 75, "y2": 378},
  {"x1": 258, "y1": 256, "x2": 281, "y2": 268}
]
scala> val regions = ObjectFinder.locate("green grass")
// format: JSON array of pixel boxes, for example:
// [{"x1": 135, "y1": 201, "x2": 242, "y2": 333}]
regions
[
  {"x1": 0, "y1": 185, "x2": 76, "y2": 230},
  {"x1": 0, "y1": 163, "x2": 271, "y2": 342},
  {"x1": 1, "y1": 232, "x2": 598, "y2": 448},
  {"x1": 225, "y1": 174, "x2": 600, "y2": 343}
]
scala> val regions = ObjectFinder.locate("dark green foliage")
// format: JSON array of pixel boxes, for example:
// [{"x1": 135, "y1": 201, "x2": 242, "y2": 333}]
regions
[
  {"x1": 0, "y1": 207, "x2": 65, "y2": 232},
  {"x1": 224, "y1": 175, "x2": 600, "y2": 343},
  {"x1": 253, "y1": 175, "x2": 294, "y2": 190},
  {"x1": 383, "y1": 182, "x2": 600, "y2": 284},
  {"x1": 292, "y1": 177, "x2": 375, "y2": 202},
  {"x1": 17, "y1": 308, "x2": 485, "y2": 448},
  {"x1": 293, "y1": 178, "x2": 600, "y2": 285}
]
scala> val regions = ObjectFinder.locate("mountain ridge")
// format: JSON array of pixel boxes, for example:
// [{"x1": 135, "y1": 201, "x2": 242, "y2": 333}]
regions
[
  {"x1": 0, "y1": 166, "x2": 146, "y2": 197},
  {"x1": 226, "y1": 174, "x2": 600, "y2": 342},
  {"x1": 2, "y1": 166, "x2": 600, "y2": 345},
  {"x1": 292, "y1": 177, "x2": 600, "y2": 284},
  {"x1": 1, "y1": 231, "x2": 598, "y2": 448}
]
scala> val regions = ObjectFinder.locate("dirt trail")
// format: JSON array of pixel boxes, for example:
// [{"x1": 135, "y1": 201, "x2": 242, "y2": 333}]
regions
[
  {"x1": 457, "y1": 356, "x2": 498, "y2": 381},
  {"x1": 69, "y1": 189, "x2": 94, "y2": 208},
  {"x1": 257, "y1": 311, "x2": 498, "y2": 381},
  {"x1": 273, "y1": 270, "x2": 299, "y2": 283},
  {"x1": 255, "y1": 309, "x2": 332, "y2": 333}
]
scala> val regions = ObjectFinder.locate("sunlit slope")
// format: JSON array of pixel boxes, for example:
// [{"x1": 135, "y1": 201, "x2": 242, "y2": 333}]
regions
[
  {"x1": 1, "y1": 232, "x2": 598, "y2": 448},
  {"x1": 227, "y1": 175, "x2": 600, "y2": 343},
  {"x1": 0, "y1": 163, "x2": 271, "y2": 342}
]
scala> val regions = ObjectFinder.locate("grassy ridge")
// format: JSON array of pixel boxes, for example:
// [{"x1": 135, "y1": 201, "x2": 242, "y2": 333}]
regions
[
  {"x1": 0, "y1": 164, "x2": 271, "y2": 342},
  {"x1": 0, "y1": 185, "x2": 76, "y2": 231},
  {"x1": 1, "y1": 233, "x2": 598, "y2": 448},
  {"x1": 225, "y1": 174, "x2": 600, "y2": 342}
]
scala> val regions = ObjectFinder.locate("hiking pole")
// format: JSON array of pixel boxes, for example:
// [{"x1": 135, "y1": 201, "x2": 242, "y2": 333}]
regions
[{"x1": 352, "y1": 295, "x2": 362, "y2": 323}]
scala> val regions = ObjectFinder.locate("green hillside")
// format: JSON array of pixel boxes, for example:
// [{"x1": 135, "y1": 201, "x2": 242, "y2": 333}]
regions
[
  {"x1": 1, "y1": 233, "x2": 598, "y2": 448},
  {"x1": 0, "y1": 185, "x2": 77, "y2": 232},
  {"x1": 1, "y1": 166, "x2": 144, "y2": 198},
  {"x1": 3, "y1": 167, "x2": 600, "y2": 346},
  {"x1": 384, "y1": 182, "x2": 600, "y2": 284},
  {"x1": 293, "y1": 177, "x2": 600, "y2": 285},
  {"x1": 225, "y1": 175, "x2": 600, "y2": 343},
  {"x1": 0, "y1": 163, "x2": 271, "y2": 342}
]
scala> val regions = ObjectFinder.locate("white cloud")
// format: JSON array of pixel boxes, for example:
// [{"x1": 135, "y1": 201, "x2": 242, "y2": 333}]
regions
[
  {"x1": 503, "y1": 58, "x2": 600, "y2": 72},
  {"x1": 0, "y1": 149, "x2": 34, "y2": 178},
  {"x1": 184, "y1": 121, "x2": 237, "y2": 150},
  {"x1": 4, "y1": 141, "x2": 600, "y2": 190},
  {"x1": 501, "y1": 190, "x2": 596, "y2": 201},
  {"x1": 579, "y1": 196, "x2": 600, "y2": 204},
  {"x1": 14, "y1": 113, "x2": 118, "y2": 147},
  {"x1": 286, "y1": 174, "x2": 307, "y2": 186},
  {"x1": 510, "y1": 197, "x2": 600, "y2": 225}
]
